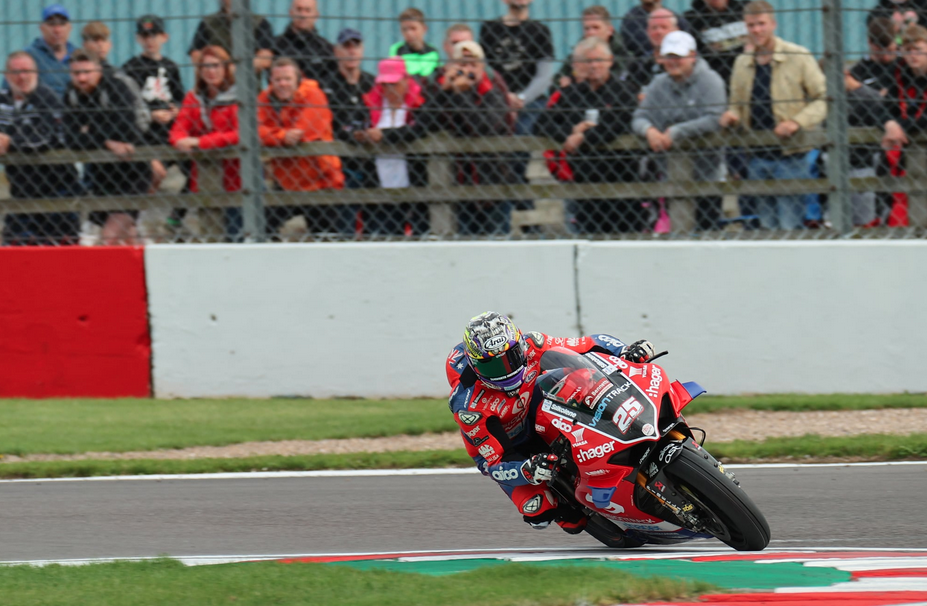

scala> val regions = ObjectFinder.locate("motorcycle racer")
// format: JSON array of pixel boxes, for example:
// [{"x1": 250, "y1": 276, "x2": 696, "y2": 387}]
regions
[{"x1": 446, "y1": 311, "x2": 656, "y2": 533}]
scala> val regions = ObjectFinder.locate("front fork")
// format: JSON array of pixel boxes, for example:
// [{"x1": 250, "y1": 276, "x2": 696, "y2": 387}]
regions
[{"x1": 634, "y1": 428, "x2": 709, "y2": 531}]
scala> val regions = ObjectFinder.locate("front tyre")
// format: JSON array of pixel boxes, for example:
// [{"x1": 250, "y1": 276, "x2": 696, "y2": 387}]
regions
[{"x1": 664, "y1": 447, "x2": 770, "y2": 551}]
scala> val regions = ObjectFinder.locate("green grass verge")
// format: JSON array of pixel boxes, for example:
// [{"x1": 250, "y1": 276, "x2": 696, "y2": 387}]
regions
[
  {"x1": 707, "y1": 432, "x2": 927, "y2": 461},
  {"x1": 0, "y1": 559, "x2": 714, "y2": 606},
  {"x1": 2, "y1": 433, "x2": 926, "y2": 479},
  {"x1": 688, "y1": 393, "x2": 927, "y2": 413},
  {"x1": 0, "y1": 394, "x2": 924, "y2": 457},
  {"x1": 0, "y1": 398, "x2": 457, "y2": 456}
]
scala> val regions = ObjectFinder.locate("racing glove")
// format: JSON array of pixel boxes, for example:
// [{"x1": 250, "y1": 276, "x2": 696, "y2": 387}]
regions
[
  {"x1": 621, "y1": 340, "x2": 655, "y2": 363},
  {"x1": 521, "y1": 453, "x2": 559, "y2": 485}
]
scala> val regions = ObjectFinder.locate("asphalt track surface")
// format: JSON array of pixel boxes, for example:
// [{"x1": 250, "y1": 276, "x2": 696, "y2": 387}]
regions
[{"x1": 2, "y1": 463, "x2": 926, "y2": 562}]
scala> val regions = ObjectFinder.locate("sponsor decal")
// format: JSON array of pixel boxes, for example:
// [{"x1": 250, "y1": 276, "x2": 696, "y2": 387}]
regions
[
  {"x1": 504, "y1": 416, "x2": 527, "y2": 435},
  {"x1": 586, "y1": 468, "x2": 609, "y2": 476},
  {"x1": 647, "y1": 462, "x2": 659, "y2": 477},
  {"x1": 458, "y1": 412, "x2": 481, "y2": 425},
  {"x1": 646, "y1": 365, "x2": 663, "y2": 399},
  {"x1": 551, "y1": 417, "x2": 572, "y2": 433},
  {"x1": 595, "y1": 334, "x2": 626, "y2": 349},
  {"x1": 612, "y1": 397, "x2": 645, "y2": 434},
  {"x1": 589, "y1": 383, "x2": 630, "y2": 427},
  {"x1": 623, "y1": 523, "x2": 668, "y2": 531},
  {"x1": 653, "y1": 481, "x2": 665, "y2": 492},
  {"x1": 628, "y1": 366, "x2": 646, "y2": 378},
  {"x1": 500, "y1": 406, "x2": 510, "y2": 417},
  {"x1": 587, "y1": 353, "x2": 617, "y2": 375},
  {"x1": 484, "y1": 335, "x2": 508, "y2": 351},
  {"x1": 659, "y1": 443, "x2": 681, "y2": 463},
  {"x1": 492, "y1": 468, "x2": 519, "y2": 481},
  {"x1": 571, "y1": 426, "x2": 587, "y2": 447},
  {"x1": 522, "y1": 495, "x2": 542, "y2": 514},
  {"x1": 526, "y1": 332, "x2": 545, "y2": 348},
  {"x1": 524, "y1": 369, "x2": 538, "y2": 383},
  {"x1": 535, "y1": 423, "x2": 546, "y2": 433},
  {"x1": 473, "y1": 389, "x2": 485, "y2": 404},
  {"x1": 584, "y1": 493, "x2": 625, "y2": 514},
  {"x1": 478, "y1": 443, "x2": 497, "y2": 458},
  {"x1": 583, "y1": 378, "x2": 613, "y2": 408},
  {"x1": 566, "y1": 337, "x2": 581, "y2": 347},
  {"x1": 471, "y1": 435, "x2": 489, "y2": 446},
  {"x1": 448, "y1": 349, "x2": 464, "y2": 363},
  {"x1": 577, "y1": 441, "x2": 616, "y2": 463},
  {"x1": 512, "y1": 392, "x2": 529, "y2": 415},
  {"x1": 465, "y1": 426, "x2": 481, "y2": 438},
  {"x1": 551, "y1": 337, "x2": 565, "y2": 346},
  {"x1": 543, "y1": 400, "x2": 577, "y2": 419},
  {"x1": 607, "y1": 355, "x2": 630, "y2": 370},
  {"x1": 612, "y1": 515, "x2": 658, "y2": 524},
  {"x1": 642, "y1": 423, "x2": 655, "y2": 436},
  {"x1": 638, "y1": 446, "x2": 653, "y2": 465}
]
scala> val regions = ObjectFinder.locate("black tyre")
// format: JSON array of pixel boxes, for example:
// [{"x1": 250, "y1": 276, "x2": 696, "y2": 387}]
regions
[
  {"x1": 663, "y1": 447, "x2": 770, "y2": 551},
  {"x1": 583, "y1": 514, "x2": 645, "y2": 549}
]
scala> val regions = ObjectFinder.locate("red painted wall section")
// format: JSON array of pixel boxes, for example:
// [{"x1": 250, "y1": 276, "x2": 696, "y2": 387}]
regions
[{"x1": 0, "y1": 247, "x2": 151, "y2": 397}]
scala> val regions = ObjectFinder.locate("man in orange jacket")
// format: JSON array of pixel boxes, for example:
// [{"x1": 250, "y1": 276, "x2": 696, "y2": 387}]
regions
[{"x1": 258, "y1": 57, "x2": 345, "y2": 236}]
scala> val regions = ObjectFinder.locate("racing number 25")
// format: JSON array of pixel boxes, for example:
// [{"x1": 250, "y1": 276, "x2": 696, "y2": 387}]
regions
[{"x1": 612, "y1": 397, "x2": 644, "y2": 433}]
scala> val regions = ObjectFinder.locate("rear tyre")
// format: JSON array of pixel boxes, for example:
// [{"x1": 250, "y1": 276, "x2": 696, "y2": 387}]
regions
[
  {"x1": 664, "y1": 447, "x2": 770, "y2": 551},
  {"x1": 583, "y1": 514, "x2": 645, "y2": 549}
]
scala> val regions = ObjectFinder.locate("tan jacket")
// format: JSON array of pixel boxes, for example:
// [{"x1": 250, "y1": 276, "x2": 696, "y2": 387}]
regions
[{"x1": 728, "y1": 36, "x2": 827, "y2": 155}]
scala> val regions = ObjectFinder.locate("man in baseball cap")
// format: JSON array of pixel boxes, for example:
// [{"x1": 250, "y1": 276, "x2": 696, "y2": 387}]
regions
[
  {"x1": 336, "y1": 28, "x2": 363, "y2": 45},
  {"x1": 632, "y1": 29, "x2": 727, "y2": 230},
  {"x1": 136, "y1": 15, "x2": 166, "y2": 35},
  {"x1": 25, "y1": 4, "x2": 75, "y2": 95}
]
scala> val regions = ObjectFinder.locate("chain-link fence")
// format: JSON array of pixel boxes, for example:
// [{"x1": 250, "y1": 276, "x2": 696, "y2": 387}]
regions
[{"x1": 0, "y1": 0, "x2": 923, "y2": 244}]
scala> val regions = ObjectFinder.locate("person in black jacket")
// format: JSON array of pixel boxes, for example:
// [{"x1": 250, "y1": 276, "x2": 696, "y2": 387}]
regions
[
  {"x1": 684, "y1": 0, "x2": 747, "y2": 84},
  {"x1": 273, "y1": 0, "x2": 336, "y2": 82},
  {"x1": 0, "y1": 51, "x2": 80, "y2": 244},
  {"x1": 64, "y1": 49, "x2": 151, "y2": 244},
  {"x1": 851, "y1": 17, "x2": 901, "y2": 95},
  {"x1": 534, "y1": 38, "x2": 643, "y2": 234},
  {"x1": 426, "y1": 41, "x2": 514, "y2": 235}
]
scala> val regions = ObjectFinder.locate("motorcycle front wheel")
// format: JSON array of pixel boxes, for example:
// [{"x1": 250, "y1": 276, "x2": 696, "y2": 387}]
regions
[{"x1": 664, "y1": 447, "x2": 771, "y2": 551}]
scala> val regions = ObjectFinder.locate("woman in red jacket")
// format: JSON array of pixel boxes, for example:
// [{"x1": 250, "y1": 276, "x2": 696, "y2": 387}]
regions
[{"x1": 170, "y1": 45, "x2": 241, "y2": 238}]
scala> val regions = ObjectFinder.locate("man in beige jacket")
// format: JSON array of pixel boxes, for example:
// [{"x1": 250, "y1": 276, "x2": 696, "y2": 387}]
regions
[{"x1": 719, "y1": 0, "x2": 826, "y2": 229}]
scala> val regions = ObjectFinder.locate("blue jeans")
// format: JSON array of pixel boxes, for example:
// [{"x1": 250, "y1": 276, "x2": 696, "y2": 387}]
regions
[{"x1": 748, "y1": 153, "x2": 810, "y2": 230}]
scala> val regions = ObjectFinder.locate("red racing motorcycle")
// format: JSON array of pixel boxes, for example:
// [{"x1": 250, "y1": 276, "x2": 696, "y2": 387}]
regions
[{"x1": 535, "y1": 348, "x2": 770, "y2": 551}]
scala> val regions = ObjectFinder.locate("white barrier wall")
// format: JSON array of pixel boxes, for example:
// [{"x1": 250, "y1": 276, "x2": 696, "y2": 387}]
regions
[
  {"x1": 147, "y1": 241, "x2": 927, "y2": 398},
  {"x1": 577, "y1": 241, "x2": 927, "y2": 394},
  {"x1": 145, "y1": 243, "x2": 579, "y2": 398}
]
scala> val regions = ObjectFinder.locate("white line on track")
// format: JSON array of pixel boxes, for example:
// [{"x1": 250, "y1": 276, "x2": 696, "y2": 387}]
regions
[
  {"x1": 5, "y1": 545, "x2": 927, "y2": 568},
  {"x1": 2, "y1": 460, "x2": 926, "y2": 483}
]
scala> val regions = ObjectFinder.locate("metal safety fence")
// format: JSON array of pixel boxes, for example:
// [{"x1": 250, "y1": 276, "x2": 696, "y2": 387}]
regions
[{"x1": 0, "y1": 0, "x2": 924, "y2": 244}]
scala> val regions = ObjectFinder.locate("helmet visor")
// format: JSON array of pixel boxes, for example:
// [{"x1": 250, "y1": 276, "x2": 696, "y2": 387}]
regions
[{"x1": 472, "y1": 341, "x2": 527, "y2": 389}]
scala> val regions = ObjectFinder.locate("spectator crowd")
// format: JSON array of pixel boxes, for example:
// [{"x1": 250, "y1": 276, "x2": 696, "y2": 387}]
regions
[{"x1": 0, "y1": 0, "x2": 919, "y2": 244}]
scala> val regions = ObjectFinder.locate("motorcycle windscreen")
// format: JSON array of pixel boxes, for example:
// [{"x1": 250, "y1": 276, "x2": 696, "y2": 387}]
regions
[{"x1": 537, "y1": 350, "x2": 659, "y2": 445}]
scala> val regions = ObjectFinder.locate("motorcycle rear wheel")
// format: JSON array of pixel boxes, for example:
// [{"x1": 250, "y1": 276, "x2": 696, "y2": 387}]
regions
[{"x1": 664, "y1": 448, "x2": 770, "y2": 551}]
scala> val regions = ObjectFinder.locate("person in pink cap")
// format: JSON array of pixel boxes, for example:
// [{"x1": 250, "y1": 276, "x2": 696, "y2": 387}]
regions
[{"x1": 354, "y1": 56, "x2": 428, "y2": 236}]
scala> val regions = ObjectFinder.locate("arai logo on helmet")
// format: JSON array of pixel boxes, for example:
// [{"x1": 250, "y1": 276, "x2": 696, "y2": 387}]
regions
[{"x1": 484, "y1": 335, "x2": 508, "y2": 351}]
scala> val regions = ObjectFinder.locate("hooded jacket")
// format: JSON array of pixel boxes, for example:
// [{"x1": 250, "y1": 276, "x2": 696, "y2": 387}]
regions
[
  {"x1": 257, "y1": 78, "x2": 344, "y2": 192},
  {"x1": 684, "y1": 0, "x2": 748, "y2": 83},
  {"x1": 632, "y1": 57, "x2": 727, "y2": 181},
  {"x1": 25, "y1": 37, "x2": 77, "y2": 96},
  {"x1": 169, "y1": 87, "x2": 240, "y2": 192}
]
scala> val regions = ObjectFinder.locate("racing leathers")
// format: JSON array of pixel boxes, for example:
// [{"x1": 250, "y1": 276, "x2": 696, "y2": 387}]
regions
[{"x1": 446, "y1": 332, "x2": 630, "y2": 528}]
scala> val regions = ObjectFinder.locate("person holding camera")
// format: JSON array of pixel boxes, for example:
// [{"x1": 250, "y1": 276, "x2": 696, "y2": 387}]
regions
[{"x1": 427, "y1": 41, "x2": 514, "y2": 235}]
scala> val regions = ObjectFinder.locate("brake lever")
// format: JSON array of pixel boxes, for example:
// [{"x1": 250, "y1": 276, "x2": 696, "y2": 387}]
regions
[{"x1": 647, "y1": 350, "x2": 669, "y2": 363}]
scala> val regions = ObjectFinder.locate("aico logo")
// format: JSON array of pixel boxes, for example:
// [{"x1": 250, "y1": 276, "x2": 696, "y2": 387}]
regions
[
  {"x1": 478, "y1": 444, "x2": 497, "y2": 459},
  {"x1": 595, "y1": 335, "x2": 625, "y2": 349},
  {"x1": 551, "y1": 417, "x2": 572, "y2": 432},
  {"x1": 577, "y1": 441, "x2": 615, "y2": 462},
  {"x1": 647, "y1": 365, "x2": 663, "y2": 399},
  {"x1": 492, "y1": 468, "x2": 519, "y2": 481}
]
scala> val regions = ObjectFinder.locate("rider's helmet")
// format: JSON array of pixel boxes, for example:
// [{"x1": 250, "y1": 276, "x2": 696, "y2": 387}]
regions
[{"x1": 463, "y1": 312, "x2": 528, "y2": 392}]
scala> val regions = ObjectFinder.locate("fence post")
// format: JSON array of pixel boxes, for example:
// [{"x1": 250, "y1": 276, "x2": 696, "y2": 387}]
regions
[
  {"x1": 821, "y1": 0, "x2": 852, "y2": 234},
  {"x1": 231, "y1": 0, "x2": 266, "y2": 242}
]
